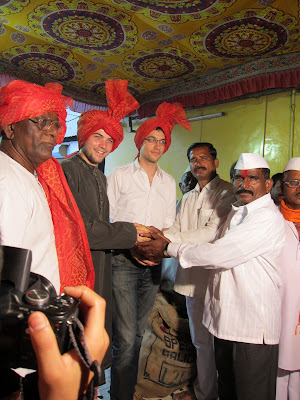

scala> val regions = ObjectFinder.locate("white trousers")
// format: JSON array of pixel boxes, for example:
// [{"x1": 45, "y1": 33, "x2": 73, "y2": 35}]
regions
[
  {"x1": 186, "y1": 296, "x2": 218, "y2": 400},
  {"x1": 276, "y1": 368, "x2": 300, "y2": 400}
]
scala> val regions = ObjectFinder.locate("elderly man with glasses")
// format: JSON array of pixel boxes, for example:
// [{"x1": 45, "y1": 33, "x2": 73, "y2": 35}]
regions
[
  {"x1": 0, "y1": 80, "x2": 94, "y2": 294},
  {"x1": 0, "y1": 79, "x2": 96, "y2": 398}
]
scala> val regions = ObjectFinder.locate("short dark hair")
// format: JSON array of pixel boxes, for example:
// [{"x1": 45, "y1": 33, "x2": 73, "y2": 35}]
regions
[
  {"x1": 187, "y1": 142, "x2": 217, "y2": 161},
  {"x1": 230, "y1": 161, "x2": 237, "y2": 180},
  {"x1": 271, "y1": 172, "x2": 283, "y2": 185},
  {"x1": 261, "y1": 168, "x2": 270, "y2": 180}
]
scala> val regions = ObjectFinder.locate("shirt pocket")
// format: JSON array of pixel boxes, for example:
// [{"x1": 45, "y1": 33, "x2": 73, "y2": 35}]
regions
[{"x1": 198, "y1": 208, "x2": 215, "y2": 226}]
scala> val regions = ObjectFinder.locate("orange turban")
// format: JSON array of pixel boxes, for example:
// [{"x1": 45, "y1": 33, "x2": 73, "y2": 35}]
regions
[
  {"x1": 134, "y1": 102, "x2": 191, "y2": 154},
  {"x1": 77, "y1": 79, "x2": 139, "y2": 152},
  {"x1": 0, "y1": 80, "x2": 73, "y2": 144}
]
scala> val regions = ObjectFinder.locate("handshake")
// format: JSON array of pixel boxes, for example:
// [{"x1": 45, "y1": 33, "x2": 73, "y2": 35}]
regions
[{"x1": 133, "y1": 224, "x2": 171, "y2": 265}]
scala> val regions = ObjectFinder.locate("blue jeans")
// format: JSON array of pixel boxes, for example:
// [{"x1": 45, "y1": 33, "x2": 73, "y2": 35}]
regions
[{"x1": 110, "y1": 251, "x2": 161, "y2": 400}]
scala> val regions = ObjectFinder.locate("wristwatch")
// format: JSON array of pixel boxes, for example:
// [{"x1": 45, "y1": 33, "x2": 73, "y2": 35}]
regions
[{"x1": 163, "y1": 242, "x2": 170, "y2": 258}]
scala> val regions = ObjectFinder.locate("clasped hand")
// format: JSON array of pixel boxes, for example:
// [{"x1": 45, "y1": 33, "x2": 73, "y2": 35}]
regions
[{"x1": 131, "y1": 226, "x2": 171, "y2": 265}]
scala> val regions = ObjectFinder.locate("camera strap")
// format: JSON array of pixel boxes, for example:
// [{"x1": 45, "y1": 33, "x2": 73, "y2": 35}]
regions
[{"x1": 68, "y1": 316, "x2": 102, "y2": 400}]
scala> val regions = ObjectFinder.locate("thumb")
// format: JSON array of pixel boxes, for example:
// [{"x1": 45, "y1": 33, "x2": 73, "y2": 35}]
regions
[{"x1": 28, "y1": 311, "x2": 62, "y2": 375}]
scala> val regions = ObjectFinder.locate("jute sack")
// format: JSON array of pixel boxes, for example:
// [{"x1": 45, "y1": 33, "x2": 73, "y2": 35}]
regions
[{"x1": 135, "y1": 290, "x2": 196, "y2": 398}]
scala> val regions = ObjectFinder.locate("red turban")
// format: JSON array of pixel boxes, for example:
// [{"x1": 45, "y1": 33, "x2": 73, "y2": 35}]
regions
[
  {"x1": 77, "y1": 79, "x2": 139, "y2": 151},
  {"x1": 134, "y1": 102, "x2": 191, "y2": 154},
  {"x1": 0, "y1": 80, "x2": 73, "y2": 144}
]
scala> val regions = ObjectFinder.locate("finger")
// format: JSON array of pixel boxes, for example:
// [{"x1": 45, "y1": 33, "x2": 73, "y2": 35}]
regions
[
  {"x1": 28, "y1": 312, "x2": 63, "y2": 377},
  {"x1": 136, "y1": 230, "x2": 152, "y2": 237},
  {"x1": 63, "y1": 286, "x2": 109, "y2": 358},
  {"x1": 137, "y1": 234, "x2": 151, "y2": 243},
  {"x1": 135, "y1": 241, "x2": 153, "y2": 249},
  {"x1": 134, "y1": 258, "x2": 147, "y2": 265},
  {"x1": 64, "y1": 286, "x2": 106, "y2": 331},
  {"x1": 142, "y1": 260, "x2": 159, "y2": 266},
  {"x1": 147, "y1": 226, "x2": 160, "y2": 233}
]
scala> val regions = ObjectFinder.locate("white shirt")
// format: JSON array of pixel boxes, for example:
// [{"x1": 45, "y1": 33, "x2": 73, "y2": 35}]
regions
[
  {"x1": 107, "y1": 159, "x2": 176, "y2": 230},
  {"x1": 0, "y1": 151, "x2": 60, "y2": 293},
  {"x1": 168, "y1": 194, "x2": 286, "y2": 344},
  {"x1": 165, "y1": 176, "x2": 235, "y2": 297},
  {"x1": 278, "y1": 221, "x2": 300, "y2": 370}
]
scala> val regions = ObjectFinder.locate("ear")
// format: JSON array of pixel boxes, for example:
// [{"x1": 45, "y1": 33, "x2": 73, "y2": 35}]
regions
[
  {"x1": 265, "y1": 179, "x2": 273, "y2": 194},
  {"x1": 214, "y1": 158, "x2": 219, "y2": 168},
  {"x1": 3, "y1": 124, "x2": 15, "y2": 139}
]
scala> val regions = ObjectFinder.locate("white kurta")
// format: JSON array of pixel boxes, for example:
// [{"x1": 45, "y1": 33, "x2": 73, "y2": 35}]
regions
[
  {"x1": 168, "y1": 194, "x2": 286, "y2": 344},
  {"x1": 278, "y1": 220, "x2": 300, "y2": 371},
  {"x1": 0, "y1": 151, "x2": 60, "y2": 293}
]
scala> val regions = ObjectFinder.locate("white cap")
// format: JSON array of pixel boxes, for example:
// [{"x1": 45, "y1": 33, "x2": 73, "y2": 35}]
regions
[
  {"x1": 283, "y1": 157, "x2": 300, "y2": 172},
  {"x1": 235, "y1": 153, "x2": 270, "y2": 170}
]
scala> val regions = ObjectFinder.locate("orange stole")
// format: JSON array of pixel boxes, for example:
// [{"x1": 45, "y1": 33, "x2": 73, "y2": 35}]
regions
[
  {"x1": 280, "y1": 200, "x2": 300, "y2": 223},
  {"x1": 37, "y1": 157, "x2": 95, "y2": 293}
]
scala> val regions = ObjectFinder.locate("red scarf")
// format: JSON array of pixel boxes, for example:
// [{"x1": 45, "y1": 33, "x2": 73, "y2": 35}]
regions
[{"x1": 37, "y1": 157, "x2": 95, "y2": 293}]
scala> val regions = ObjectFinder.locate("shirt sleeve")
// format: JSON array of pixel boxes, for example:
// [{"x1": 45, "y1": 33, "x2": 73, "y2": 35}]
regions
[
  {"x1": 163, "y1": 176, "x2": 176, "y2": 229},
  {"x1": 165, "y1": 190, "x2": 235, "y2": 245},
  {"x1": 106, "y1": 168, "x2": 121, "y2": 221},
  {"x1": 62, "y1": 162, "x2": 137, "y2": 250},
  {"x1": 168, "y1": 207, "x2": 285, "y2": 270}
]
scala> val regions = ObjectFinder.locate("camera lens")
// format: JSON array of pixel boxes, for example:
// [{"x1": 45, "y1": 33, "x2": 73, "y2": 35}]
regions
[{"x1": 25, "y1": 289, "x2": 50, "y2": 307}]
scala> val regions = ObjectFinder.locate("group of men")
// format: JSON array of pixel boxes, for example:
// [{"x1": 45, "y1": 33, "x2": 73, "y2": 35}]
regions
[{"x1": 0, "y1": 78, "x2": 299, "y2": 400}]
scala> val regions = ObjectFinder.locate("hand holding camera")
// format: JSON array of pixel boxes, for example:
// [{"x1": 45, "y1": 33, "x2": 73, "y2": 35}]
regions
[
  {"x1": 29, "y1": 285, "x2": 109, "y2": 400},
  {"x1": 0, "y1": 247, "x2": 109, "y2": 400}
]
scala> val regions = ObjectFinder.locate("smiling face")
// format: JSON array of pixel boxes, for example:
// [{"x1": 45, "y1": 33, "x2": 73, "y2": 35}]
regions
[
  {"x1": 283, "y1": 170, "x2": 300, "y2": 210},
  {"x1": 80, "y1": 129, "x2": 114, "y2": 166},
  {"x1": 3, "y1": 111, "x2": 60, "y2": 171},
  {"x1": 189, "y1": 146, "x2": 219, "y2": 184},
  {"x1": 139, "y1": 129, "x2": 166, "y2": 164},
  {"x1": 233, "y1": 168, "x2": 273, "y2": 205}
]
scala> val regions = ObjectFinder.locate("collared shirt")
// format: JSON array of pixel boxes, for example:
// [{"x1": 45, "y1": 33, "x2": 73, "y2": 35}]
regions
[
  {"x1": 165, "y1": 175, "x2": 235, "y2": 297},
  {"x1": 278, "y1": 220, "x2": 300, "y2": 370},
  {"x1": 168, "y1": 194, "x2": 286, "y2": 344},
  {"x1": 107, "y1": 159, "x2": 176, "y2": 229},
  {"x1": 0, "y1": 151, "x2": 60, "y2": 293}
]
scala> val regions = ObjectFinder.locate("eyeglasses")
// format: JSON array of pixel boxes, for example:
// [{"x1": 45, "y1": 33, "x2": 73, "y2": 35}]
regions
[
  {"x1": 144, "y1": 137, "x2": 166, "y2": 145},
  {"x1": 29, "y1": 118, "x2": 62, "y2": 132},
  {"x1": 284, "y1": 180, "x2": 300, "y2": 188}
]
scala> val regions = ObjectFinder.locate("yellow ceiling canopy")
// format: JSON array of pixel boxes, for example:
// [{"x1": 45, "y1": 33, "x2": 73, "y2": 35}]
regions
[{"x1": 0, "y1": 0, "x2": 299, "y2": 116}]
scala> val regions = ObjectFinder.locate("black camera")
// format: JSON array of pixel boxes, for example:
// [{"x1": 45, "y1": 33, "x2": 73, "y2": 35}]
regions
[{"x1": 0, "y1": 246, "x2": 80, "y2": 369}]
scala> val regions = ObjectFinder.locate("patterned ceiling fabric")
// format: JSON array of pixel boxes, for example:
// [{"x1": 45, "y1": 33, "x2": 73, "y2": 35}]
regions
[{"x1": 0, "y1": 0, "x2": 299, "y2": 117}]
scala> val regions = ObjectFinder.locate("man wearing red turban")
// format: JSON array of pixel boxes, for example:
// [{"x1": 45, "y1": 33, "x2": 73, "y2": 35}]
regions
[
  {"x1": 0, "y1": 79, "x2": 94, "y2": 294},
  {"x1": 107, "y1": 102, "x2": 191, "y2": 400},
  {"x1": 0, "y1": 79, "x2": 96, "y2": 397},
  {"x1": 61, "y1": 79, "x2": 142, "y2": 376}
]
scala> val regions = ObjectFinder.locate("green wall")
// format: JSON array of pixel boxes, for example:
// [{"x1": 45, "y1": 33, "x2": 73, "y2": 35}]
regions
[{"x1": 105, "y1": 89, "x2": 299, "y2": 198}]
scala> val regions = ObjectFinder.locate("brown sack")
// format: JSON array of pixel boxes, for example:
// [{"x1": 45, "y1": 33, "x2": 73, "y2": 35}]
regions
[{"x1": 135, "y1": 291, "x2": 196, "y2": 398}]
